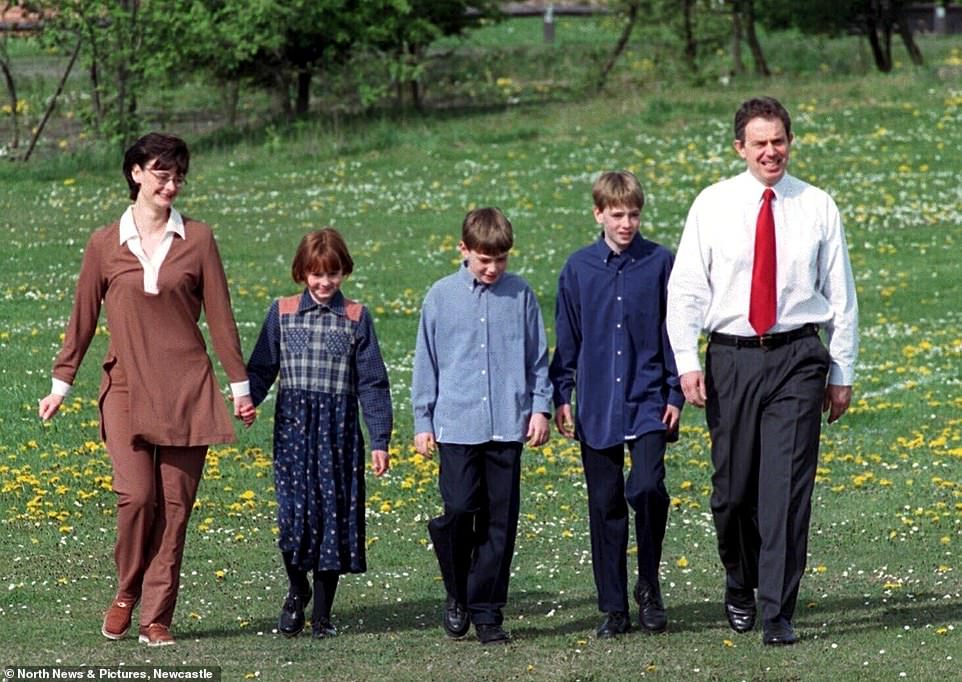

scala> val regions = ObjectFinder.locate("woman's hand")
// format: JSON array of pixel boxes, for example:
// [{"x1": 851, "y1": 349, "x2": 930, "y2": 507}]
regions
[
  {"x1": 38, "y1": 394, "x2": 64, "y2": 421},
  {"x1": 233, "y1": 395, "x2": 256, "y2": 427}
]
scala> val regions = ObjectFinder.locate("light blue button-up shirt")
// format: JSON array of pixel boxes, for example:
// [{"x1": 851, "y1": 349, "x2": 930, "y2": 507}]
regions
[{"x1": 412, "y1": 263, "x2": 552, "y2": 445}]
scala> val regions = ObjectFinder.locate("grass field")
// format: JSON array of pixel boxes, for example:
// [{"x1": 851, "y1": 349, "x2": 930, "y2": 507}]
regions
[{"x1": 1, "y1": 31, "x2": 960, "y2": 682}]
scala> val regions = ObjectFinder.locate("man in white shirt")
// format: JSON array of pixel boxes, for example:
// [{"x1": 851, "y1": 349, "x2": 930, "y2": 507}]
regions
[{"x1": 667, "y1": 97, "x2": 858, "y2": 646}]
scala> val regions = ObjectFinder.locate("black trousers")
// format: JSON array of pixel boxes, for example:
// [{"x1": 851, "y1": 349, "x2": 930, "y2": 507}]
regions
[
  {"x1": 581, "y1": 432, "x2": 669, "y2": 613},
  {"x1": 428, "y1": 441, "x2": 522, "y2": 626},
  {"x1": 705, "y1": 333, "x2": 830, "y2": 623}
]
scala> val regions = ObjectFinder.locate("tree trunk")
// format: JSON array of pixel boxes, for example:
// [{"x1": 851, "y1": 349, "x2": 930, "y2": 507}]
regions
[
  {"x1": 24, "y1": 39, "x2": 82, "y2": 162},
  {"x1": 224, "y1": 79, "x2": 240, "y2": 128},
  {"x1": 741, "y1": 0, "x2": 770, "y2": 77},
  {"x1": 597, "y1": 0, "x2": 641, "y2": 91},
  {"x1": 0, "y1": 56, "x2": 19, "y2": 149},
  {"x1": 682, "y1": 0, "x2": 697, "y2": 72},
  {"x1": 895, "y1": 8, "x2": 924, "y2": 65},
  {"x1": 295, "y1": 68, "x2": 311, "y2": 116},
  {"x1": 730, "y1": 1, "x2": 745, "y2": 76},
  {"x1": 864, "y1": 15, "x2": 893, "y2": 72}
]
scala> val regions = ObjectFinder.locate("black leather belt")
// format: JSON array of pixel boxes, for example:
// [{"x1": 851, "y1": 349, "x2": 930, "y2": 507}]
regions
[{"x1": 709, "y1": 324, "x2": 819, "y2": 350}]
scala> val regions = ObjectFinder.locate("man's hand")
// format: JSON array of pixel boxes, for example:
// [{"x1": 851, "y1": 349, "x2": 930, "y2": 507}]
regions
[
  {"x1": 414, "y1": 432, "x2": 437, "y2": 458},
  {"x1": 823, "y1": 384, "x2": 852, "y2": 424},
  {"x1": 554, "y1": 404, "x2": 575, "y2": 439},
  {"x1": 680, "y1": 371, "x2": 707, "y2": 408},
  {"x1": 526, "y1": 413, "x2": 550, "y2": 447}
]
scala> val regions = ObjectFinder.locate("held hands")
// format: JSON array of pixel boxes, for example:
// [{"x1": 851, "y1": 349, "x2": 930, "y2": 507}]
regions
[
  {"x1": 233, "y1": 394, "x2": 256, "y2": 428},
  {"x1": 414, "y1": 432, "x2": 437, "y2": 459},
  {"x1": 680, "y1": 371, "x2": 707, "y2": 408},
  {"x1": 554, "y1": 404, "x2": 576, "y2": 439},
  {"x1": 38, "y1": 394, "x2": 64, "y2": 421},
  {"x1": 526, "y1": 413, "x2": 550, "y2": 447},
  {"x1": 371, "y1": 450, "x2": 389, "y2": 477},
  {"x1": 823, "y1": 384, "x2": 852, "y2": 424}
]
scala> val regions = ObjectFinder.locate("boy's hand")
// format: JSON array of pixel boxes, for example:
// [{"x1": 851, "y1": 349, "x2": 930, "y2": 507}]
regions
[
  {"x1": 680, "y1": 371, "x2": 707, "y2": 408},
  {"x1": 526, "y1": 413, "x2": 550, "y2": 447},
  {"x1": 662, "y1": 404, "x2": 681, "y2": 442},
  {"x1": 38, "y1": 394, "x2": 64, "y2": 421},
  {"x1": 554, "y1": 404, "x2": 575, "y2": 439},
  {"x1": 414, "y1": 432, "x2": 437, "y2": 458},
  {"x1": 371, "y1": 450, "x2": 390, "y2": 477}
]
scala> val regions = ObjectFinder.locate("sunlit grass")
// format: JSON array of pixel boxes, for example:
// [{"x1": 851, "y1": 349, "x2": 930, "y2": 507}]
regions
[{"x1": 0, "y1": 35, "x2": 960, "y2": 682}]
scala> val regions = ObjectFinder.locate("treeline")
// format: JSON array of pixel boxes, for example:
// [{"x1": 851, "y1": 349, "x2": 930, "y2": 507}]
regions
[{"x1": 0, "y1": 0, "x2": 945, "y2": 158}]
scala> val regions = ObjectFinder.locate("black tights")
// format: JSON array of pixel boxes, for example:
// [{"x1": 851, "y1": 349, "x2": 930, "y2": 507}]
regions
[{"x1": 282, "y1": 552, "x2": 339, "y2": 621}]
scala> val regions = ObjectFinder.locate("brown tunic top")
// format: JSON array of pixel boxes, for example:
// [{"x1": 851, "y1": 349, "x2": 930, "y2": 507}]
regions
[{"x1": 53, "y1": 218, "x2": 247, "y2": 446}]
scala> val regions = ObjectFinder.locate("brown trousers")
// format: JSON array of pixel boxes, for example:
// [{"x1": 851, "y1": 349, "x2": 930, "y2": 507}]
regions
[{"x1": 102, "y1": 362, "x2": 207, "y2": 628}]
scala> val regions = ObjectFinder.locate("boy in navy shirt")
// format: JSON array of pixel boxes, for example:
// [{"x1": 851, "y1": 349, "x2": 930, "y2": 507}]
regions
[
  {"x1": 550, "y1": 171, "x2": 683, "y2": 638},
  {"x1": 413, "y1": 207, "x2": 552, "y2": 644}
]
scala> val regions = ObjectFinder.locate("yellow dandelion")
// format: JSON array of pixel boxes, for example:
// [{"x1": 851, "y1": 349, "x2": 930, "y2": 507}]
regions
[{"x1": 676, "y1": 556, "x2": 689, "y2": 568}]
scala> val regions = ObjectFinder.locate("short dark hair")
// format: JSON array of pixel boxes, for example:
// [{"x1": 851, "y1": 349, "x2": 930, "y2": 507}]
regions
[
  {"x1": 733, "y1": 97, "x2": 792, "y2": 142},
  {"x1": 291, "y1": 228, "x2": 354, "y2": 284},
  {"x1": 123, "y1": 133, "x2": 190, "y2": 200},
  {"x1": 461, "y1": 207, "x2": 513, "y2": 255},
  {"x1": 592, "y1": 170, "x2": 645, "y2": 211}
]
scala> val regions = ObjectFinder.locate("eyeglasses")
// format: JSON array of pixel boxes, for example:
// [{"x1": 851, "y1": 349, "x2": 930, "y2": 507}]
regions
[{"x1": 146, "y1": 168, "x2": 187, "y2": 188}]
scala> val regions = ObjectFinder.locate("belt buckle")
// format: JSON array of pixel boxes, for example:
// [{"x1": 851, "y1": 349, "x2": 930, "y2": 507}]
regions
[{"x1": 758, "y1": 333, "x2": 774, "y2": 350}]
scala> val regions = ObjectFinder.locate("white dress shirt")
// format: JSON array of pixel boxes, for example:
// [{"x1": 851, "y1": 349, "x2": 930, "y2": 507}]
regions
[{"x1": 667, "y1": 171, "x2": 858, "y2": 386}]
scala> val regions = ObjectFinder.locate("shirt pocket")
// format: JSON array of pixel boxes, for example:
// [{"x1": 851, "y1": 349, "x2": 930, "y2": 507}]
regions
[
  {"x1": 323, "y1": 329, "x2": 355, "y2": 356},
  {"x1": 284, "y1": 327, "x2": 314, "y2": 355}
]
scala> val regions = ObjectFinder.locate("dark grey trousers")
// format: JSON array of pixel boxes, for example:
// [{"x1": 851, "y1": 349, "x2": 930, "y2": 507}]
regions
[{"x1": 705, "y1": 333, "x2": 830, "y2": 623}]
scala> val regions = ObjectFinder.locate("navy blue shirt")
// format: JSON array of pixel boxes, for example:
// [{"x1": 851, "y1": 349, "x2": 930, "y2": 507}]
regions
[{"x1": 550, "y1": 234, "x2": 684, "y2": 450}]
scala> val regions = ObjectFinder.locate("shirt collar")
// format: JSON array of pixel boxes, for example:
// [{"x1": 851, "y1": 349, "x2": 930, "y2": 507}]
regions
[
  {"x1": 118, "y1": 205, "x2": 186, "y2": 245},
  {"x1": 298, "y1": 288, "x2": 346, "y2": 315},
  {"x1": 457, "y1": 261, "x2": 492, "y2": 292},
  {"x1": 590, "y1": 232, "x2": 645, "y2": 263},
  {"x1": 739, "y1": 170, "x2": 791, "y2": 201}
]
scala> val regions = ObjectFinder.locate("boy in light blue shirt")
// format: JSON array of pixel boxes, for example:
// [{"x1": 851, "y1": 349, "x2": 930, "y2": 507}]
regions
[{"x1": 412, "y1": 207, "x2": 551, "y2": 644}]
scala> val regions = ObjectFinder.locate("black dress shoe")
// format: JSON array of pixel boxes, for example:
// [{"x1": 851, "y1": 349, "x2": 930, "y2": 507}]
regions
[
  {"x1": 724, "y1": 602, "x2": 757, "y2": 633},
  {"x1": 311, "y1": 617, "x2": 337, "y2": 639},
  {"x1": 634, "y1": 579, "x2": 667, "y2": 633},
  {"x1": 278, "y1": 586, "x2": 312, "y2": 637},
  {"x1": 442, "y1": 597, "x2": 470, "y2": 639},
  {"x1": 762, "y1": 618, "x2": 797, "y2": 646},
  {"x1": 475, "y1": 623, "x2": 510, "y2": 644},
  {"x1": 596, "y1": 611, "x2": 631, "y2": 638}
]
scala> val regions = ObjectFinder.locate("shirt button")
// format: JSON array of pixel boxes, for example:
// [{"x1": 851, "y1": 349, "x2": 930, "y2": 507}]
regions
[
  {"x1": 616, "y1": 323, "x2": 622, "y2": 329},
  {"x1": 481, "y1": 370, "x2": 486, "y2": 375},
  {"x1": 617, "y1": 350, "x2": 622, "y2": 355},
  {"x1": 482, "y1": 397, "x2": 487, "y2": 401},
  {"x1": 616, "y1": 377, "x2": 621, "y2": 382},
  {"x1": 480, "y1": 317, "x2": 485, "y2": 322},
  {"x1": 481, "y1": 344, "x2": 485, "y2": 349},
  {"x1": 617, "y1": 296, "x2": 622, "y2": 301}
]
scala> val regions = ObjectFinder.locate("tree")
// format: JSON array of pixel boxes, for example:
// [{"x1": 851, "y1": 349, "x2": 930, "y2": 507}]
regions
[
  {"x1": 369, "y1": 0, "x2": 501, "y2": 111},
  {"x1": 764, "y1": 0, "x2": 924, "y2": 73},
  {"x1": 730, "y1": 0, "x2": 770, "y2": 76}
]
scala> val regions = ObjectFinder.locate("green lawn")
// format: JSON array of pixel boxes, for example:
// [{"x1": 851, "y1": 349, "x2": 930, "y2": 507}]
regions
[{"x1": 1, "y1": 37, "x2": 960, "y2": 682}]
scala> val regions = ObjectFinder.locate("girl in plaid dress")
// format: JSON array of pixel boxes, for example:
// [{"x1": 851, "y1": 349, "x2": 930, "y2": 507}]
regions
[{"x1": 247, "y1": 228, "x2": 392, "y2": 639}]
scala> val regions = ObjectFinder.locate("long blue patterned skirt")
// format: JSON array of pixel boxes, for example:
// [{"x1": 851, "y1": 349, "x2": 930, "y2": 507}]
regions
[{"x1": 272, "y1": 388, "x2": 366, "y2": 573}]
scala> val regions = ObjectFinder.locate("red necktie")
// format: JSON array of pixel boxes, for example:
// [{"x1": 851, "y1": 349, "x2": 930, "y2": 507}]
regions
[{"x1": 749, "y1": 188, "x2": 776, "y2": 335}]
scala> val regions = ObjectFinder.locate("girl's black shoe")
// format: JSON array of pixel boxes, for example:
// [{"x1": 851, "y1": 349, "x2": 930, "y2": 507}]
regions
[
  {"x1": 278, "y1": 586, "x2": 312, "y2": 637},
  {"x1": 311, "y1": 617, "x2": 337, "y2": 639}
]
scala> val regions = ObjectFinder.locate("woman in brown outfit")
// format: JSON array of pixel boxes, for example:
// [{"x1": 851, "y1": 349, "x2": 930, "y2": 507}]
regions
[{"x1": 38, "y1": 133, "x2": 256, "y2": 647}]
